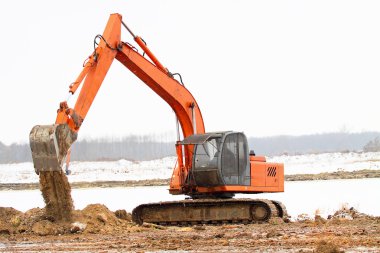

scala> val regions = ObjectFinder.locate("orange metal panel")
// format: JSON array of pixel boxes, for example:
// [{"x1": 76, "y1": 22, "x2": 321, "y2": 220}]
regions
[
  {"x1": 196, "y1": 185, "x2": 283, "y2": 193},
  {"x1": 250, "y1": 155, "x2": 266, "y2": 162},
  {"x1": 250, "y1": 161, "x2": 267, "y2": 187}
]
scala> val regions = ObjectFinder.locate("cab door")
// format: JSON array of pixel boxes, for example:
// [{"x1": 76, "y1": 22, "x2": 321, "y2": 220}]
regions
[{"x1": 221, "y1": 133, "x2": 250, "y2": 186}]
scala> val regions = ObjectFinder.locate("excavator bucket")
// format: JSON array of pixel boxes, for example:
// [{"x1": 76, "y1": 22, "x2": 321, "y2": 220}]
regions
[{"x1": 29, "y1": 124, "x2": 77, "y2": 175}]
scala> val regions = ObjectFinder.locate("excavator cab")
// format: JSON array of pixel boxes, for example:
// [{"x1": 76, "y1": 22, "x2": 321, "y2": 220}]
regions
[{"x1": 183, "y1": 132, "x2": 250, "y2": 188}]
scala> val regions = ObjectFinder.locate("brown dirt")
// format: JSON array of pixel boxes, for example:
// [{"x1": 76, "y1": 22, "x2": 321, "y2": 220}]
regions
[
  {"x1": 0, "y1": 205, "x2": 379, "y2": 252},
  {"x1": 39, "y1": 171, "x2": 74, "y2": 221},
  {"x1": 0, "y1": 204, "x2": 134, "y2": 237},
  {"x1": 314, "y1": 240, "x2": 344, "y2": 253}
]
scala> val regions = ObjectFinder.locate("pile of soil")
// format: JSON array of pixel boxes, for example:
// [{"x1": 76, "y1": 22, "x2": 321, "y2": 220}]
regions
[
  {"x1": 328, "y1": 206, "x2": 370, "y2": 220},
  {"x1": 0, "y1": 207, "x2": 23, "y2": 235},
  {"x1": 1, "y1": 205, "x2": 379, "y2": 252},
  {"x1": 0, "y1": 204, "x2": 134, "y2": 236},
  {"x1": 294, "y1": 206, "x2": 374, "y2": 225},
  {"x1": 314, "y1": 240, "x2": 344, "y2": 253},
  {"x1": 72, "y1": 204, "x2": 134, "y2": 234}
]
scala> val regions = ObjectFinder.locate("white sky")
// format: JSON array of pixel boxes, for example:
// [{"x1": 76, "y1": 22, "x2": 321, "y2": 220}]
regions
[{"x1": 1, "y1": 0, "x2": 380, "y2": 145}]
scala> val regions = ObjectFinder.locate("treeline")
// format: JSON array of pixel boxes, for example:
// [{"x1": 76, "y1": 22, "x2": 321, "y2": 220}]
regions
[
  {"x1": 0, "y1": 142, "x2": 31, "y2": 164},
  {"x1": 248, "y1": 132, "x2": 380, "y2": 156},
  {"x1": 69, "y1": 136, "x2": 175, "y2": 161},
  {"x1": 1, "y1": 132, "x2": 380, "y2": 163},
  {"x1": 0, "y1": 135, "x2": 175, "y2": 163}
]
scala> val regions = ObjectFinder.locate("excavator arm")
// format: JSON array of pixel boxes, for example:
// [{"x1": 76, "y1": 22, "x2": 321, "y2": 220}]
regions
[{"x1": 29, "y1": 13, "x2": 204, "y2": 192}]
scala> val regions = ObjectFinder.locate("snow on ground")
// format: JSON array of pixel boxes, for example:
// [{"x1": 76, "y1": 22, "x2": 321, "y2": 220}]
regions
[
  {"x1": 269, "y1": 151, "x2": 380, "y2": 175},
  {"x1": 67, "y1": 157, "x2": 176, "y2": 182},
  {"x1": 1, "y1": 152, "x2": 380, "y2": 184},
  {"x1": 0, "y1": 157, "x2": 176, "y2": 184}
]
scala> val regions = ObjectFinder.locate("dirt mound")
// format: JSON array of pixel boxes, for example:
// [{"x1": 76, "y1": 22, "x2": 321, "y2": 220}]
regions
[
  {"x1": 39, "y1": 171, "x2": 74, "y2": 221},
  {"x1": 0, "y1": 206, "x2": 64, "y2": 235},
  {"x1": 294, "y1": 206, "x2": 374, "y2": 225},
  {"x1": 0, "y1": 207, "x2": 24, "y2": 235},
  {"x1": 71, "y1": 204, "x2": 134, "y2": 234},
  {"x1": 31, "y1": 220, "x2": 63, "y2": 236},
  {"x1": 328, "y1": 206, "x2": 371, "y2": 221},
  {"x1": 314, "y1": 240, "x2": 344, "y2": 253},
  {"x1": 0, "y1": 204, "x2": 134, "y2": 236},
  {"x1": 115, "y1": 209, "x2": 132, "y2": 220},
  {"x1": 295, "y1": 213, "x2": 313, "y2": 222}
]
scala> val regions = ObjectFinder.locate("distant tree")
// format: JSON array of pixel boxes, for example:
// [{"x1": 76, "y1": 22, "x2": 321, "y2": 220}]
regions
[
  {"x1": 248, "y1": 132, "x2": 380, "y2": 156},
  {"x1": 2, "y1": 131, "x2": 380, "y2": 164},
  {"x1": 363, "y1": 137, "x2": 380, "y2": 152}
]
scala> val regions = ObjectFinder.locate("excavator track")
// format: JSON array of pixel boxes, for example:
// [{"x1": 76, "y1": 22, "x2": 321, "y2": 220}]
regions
[
  {"x1": 271, "y1": 200, "x2": 289, "y2": 219},
  {"x1": 132, "y1": 199, "x2": 285, "y2": 226}
]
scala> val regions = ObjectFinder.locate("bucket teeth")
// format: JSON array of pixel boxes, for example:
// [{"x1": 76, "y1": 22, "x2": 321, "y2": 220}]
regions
[{"x1": 29, "y1": 124, "x2": 77, "y2": 174}]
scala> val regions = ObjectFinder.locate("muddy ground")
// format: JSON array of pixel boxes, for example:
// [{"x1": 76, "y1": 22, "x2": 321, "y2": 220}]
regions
[
  {"x1": 1, "y1": 169, "x2": 379, "y2": 191},
  {"x1": 0, "y1": 204, "x2": 379, "y2": 252},
  {"x1": 1, "y1": 170, "x2": 379, "y2": 252}
]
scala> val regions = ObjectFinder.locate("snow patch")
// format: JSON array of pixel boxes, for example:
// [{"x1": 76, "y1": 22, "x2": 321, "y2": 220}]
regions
[{"x1": 1, "y1": 152, "x2": 380, "y2": 184}]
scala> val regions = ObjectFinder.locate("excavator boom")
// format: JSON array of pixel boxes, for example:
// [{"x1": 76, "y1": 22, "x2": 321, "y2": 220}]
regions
[{"x1": 30, "y1": 14, "x2": 204, "y2": 183}]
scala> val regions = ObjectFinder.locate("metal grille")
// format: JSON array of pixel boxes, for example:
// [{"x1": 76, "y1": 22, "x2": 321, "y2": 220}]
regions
[{"x1": 267, "y1": 167, "x2": 277, "y2": 177}]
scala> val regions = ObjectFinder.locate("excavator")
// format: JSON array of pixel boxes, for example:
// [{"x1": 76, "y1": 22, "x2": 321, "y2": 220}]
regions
[{"x1": 29, "y1": 13, "x2": 287, "y2": 225}]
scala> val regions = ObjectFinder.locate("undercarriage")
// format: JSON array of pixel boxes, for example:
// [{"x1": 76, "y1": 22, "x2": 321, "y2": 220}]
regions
[{"x1": 132, "y1": 199, "x2": 288, "y2": 225}]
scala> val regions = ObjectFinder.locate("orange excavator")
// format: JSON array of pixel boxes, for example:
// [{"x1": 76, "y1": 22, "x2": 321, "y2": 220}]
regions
[{"x1": 29, "y1": 13, "x2": 287, "y2": 225}]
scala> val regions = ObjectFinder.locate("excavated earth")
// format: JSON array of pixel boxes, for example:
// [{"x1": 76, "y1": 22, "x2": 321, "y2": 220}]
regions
[
  {"x1": 38, "y1": 171, "x2": 74, "y2": 221},
  {"x1": 0, "y1": 204, "x2": 379, "y2": 252},
  {"x1": 1, "y1": 169, "x2": 379, "y2": 252}
]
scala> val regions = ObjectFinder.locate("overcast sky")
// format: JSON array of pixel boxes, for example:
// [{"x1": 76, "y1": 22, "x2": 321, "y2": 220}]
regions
[{"x1": 1, "y1": 0, "x2": 380, "y2": 145}]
